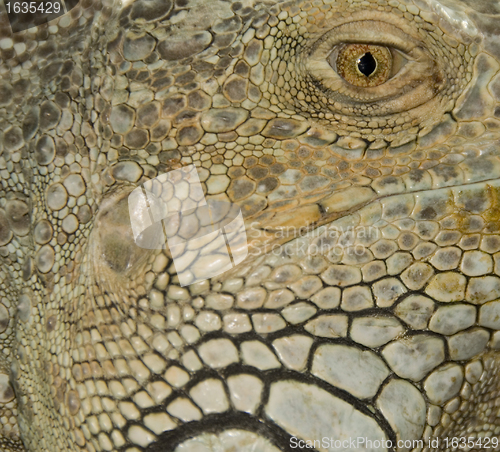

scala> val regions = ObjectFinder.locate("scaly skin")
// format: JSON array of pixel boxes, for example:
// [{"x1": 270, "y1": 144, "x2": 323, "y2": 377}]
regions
[{"x1": 1, "y1": 0, "x2": 500, "y2": 451}]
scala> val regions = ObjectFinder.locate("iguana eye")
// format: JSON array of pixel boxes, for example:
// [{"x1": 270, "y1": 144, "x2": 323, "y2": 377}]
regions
[
  {"x1": 329, "y1": 44, "x2": 408, "y2": 88},
  {"x1": 301, "y1": 18, "x2": 451, "y2": 130}
]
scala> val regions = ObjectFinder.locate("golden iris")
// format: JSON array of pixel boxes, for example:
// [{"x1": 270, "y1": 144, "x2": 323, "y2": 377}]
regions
[{"x1": 334, "y1": 44, "x2": 392, "y2": 87}]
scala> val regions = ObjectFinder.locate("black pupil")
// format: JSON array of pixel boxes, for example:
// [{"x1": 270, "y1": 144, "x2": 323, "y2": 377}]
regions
[{"x1": 357, "y1": 52, "x2": 377, "y2": 77}]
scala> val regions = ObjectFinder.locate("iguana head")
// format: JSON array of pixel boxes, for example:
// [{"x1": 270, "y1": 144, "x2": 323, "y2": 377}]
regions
[{"x1": 1, "y1": 0, "x2": 500, "y2": 450}]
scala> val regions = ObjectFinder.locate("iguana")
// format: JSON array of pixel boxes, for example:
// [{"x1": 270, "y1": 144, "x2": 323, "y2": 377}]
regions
[{"x1": 0, "y1": 0, "x2": 499, "y2": 450}]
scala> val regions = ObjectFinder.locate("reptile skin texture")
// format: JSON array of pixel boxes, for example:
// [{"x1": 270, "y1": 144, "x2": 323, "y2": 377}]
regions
[{"x1": 1, "y1": 0, "x2": 500, "y2": 450}]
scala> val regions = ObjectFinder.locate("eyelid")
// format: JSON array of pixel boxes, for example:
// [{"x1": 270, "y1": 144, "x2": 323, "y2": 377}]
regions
[
  {"x1": 389, "y1": 48, "x2": 409, "y2": 78},
  {"x1": 311, "y1": 20, "x2": 419, "y2": 58}
]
